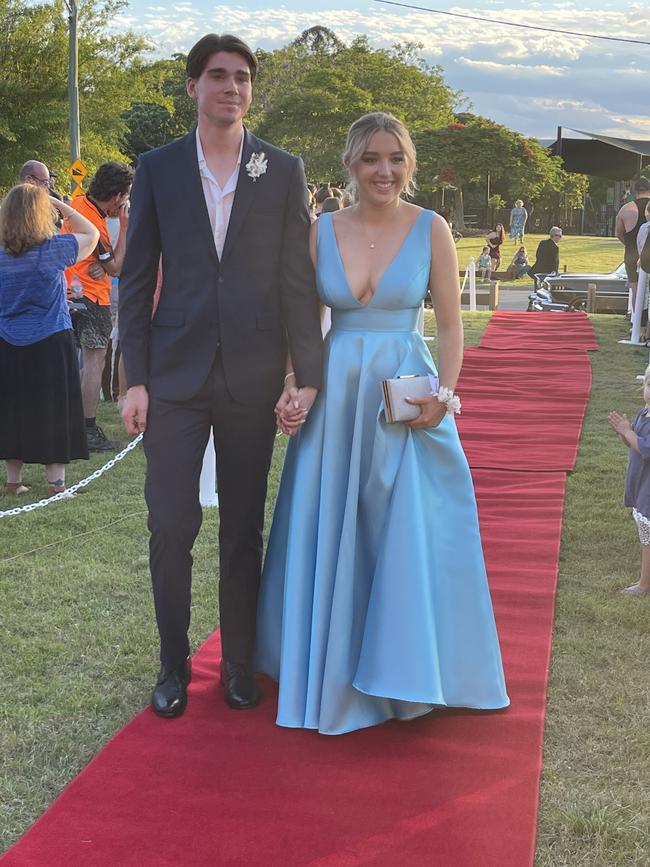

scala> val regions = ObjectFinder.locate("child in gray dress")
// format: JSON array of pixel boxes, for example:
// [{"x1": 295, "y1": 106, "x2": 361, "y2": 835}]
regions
[{"x1": 608, "y1": 365, "x2": 650, "y2": 595}]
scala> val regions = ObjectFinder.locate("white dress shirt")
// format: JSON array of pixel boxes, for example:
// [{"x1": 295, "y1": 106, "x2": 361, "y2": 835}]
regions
[{"x1": 196, "y1": 128, "x2": 244, "y2": 260}]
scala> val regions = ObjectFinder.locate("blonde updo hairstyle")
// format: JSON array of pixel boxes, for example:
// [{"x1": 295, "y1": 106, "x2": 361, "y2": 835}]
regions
[{"x1": 343, "y1": 112, "x2": 417, "y2": 200}]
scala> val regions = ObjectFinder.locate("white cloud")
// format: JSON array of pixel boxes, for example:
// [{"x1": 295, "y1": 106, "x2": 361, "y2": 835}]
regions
[
  {"x1": 531, "y1": 97, "x2": 603, "y2": 113},
  {"x1": 609, "y1": 115, "x2": 650, "y2": 130},
  {"x1": 457, "y1": 58, "x2": 568, "y2": 77},
  {"x1": 110, "y1": 2, "x2": 648, "y2": 58},
  {"x1": 106, "y1": 1, "x2": 649, "y2": 138}
]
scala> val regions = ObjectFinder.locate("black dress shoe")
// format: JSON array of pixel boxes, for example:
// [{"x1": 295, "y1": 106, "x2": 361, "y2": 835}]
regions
[
  {"x1": 220, "y1": 660, "x2": 261, "y2": 710},
  {"x1": 151, "y1": 657, "x2": 192, "y2": 718}
]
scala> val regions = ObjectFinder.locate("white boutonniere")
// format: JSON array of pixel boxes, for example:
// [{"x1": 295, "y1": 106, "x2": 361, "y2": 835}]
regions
[{"x1": 246, "y1": 151, "x2": 268, "y2": 182}]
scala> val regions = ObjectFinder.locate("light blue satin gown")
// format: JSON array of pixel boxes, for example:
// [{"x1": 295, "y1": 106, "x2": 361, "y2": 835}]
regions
[{"x1": 254, "y1": 209, "x2": 509, "y2": 735}]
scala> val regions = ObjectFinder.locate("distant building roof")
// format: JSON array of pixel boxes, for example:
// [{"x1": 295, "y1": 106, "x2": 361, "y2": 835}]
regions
[{"x1": 549, "y1": 128, "x2": 650, "y2": 180}]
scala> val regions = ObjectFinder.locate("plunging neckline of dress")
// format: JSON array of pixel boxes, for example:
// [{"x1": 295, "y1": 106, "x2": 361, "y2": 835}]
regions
[{"x1": 329, "y1": 210, "x2": 426, "y2": 308}]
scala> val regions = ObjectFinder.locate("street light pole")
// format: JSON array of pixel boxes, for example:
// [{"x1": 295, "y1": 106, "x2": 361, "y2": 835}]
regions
[{"x1": 64, "y1": 0, "x2": 80, "y2": 180}]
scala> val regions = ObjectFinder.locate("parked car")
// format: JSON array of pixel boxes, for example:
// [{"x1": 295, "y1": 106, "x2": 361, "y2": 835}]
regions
[{"x1": 542, "y1": 264, "x2": 627, "y2": 313}]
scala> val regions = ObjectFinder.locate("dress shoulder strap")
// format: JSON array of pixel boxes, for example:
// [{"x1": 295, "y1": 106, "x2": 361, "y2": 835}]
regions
[{"x1": 317, "y1": 211, "x2": 334, "y2": 239}]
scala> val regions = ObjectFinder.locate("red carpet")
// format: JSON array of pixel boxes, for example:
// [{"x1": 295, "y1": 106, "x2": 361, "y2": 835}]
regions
[
  {"x1": 479, "y1": 310, "x2": 598, "y2": 352},
  {"x1": 456, "y1": 349, "x2": 592, "y2": 472},
  {"x1": 1, "y1": 473, "x2": 566, "y2": 867},
  {"x1": 3, "y1": 313, "x2": 596, "y2": 867}
]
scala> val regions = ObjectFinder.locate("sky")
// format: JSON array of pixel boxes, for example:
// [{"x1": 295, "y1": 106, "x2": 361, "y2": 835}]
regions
[{"x1": 109, "y1": 0, "x2": 649, "y2": 141}]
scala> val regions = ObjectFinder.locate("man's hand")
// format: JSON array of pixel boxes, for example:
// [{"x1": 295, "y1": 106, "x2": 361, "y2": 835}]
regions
[
  {"x1": 88, "y1": 262, "x2": 105, "y2": 280},
  {"x1": 274, "y1": 386, "x2": 318, "y2": 436},
  {"x1": 406, "y1": 394, "x2": 447, "y2": 429},
  {"x1": 121, "y1": 384, "x2": 149, "y2": 435},
  {"x1": 118, "y1": 200, "x2": 130, "y2": 229},
  {"x1": 275, "y1": 386, "x2": 301, "y2": 435}
]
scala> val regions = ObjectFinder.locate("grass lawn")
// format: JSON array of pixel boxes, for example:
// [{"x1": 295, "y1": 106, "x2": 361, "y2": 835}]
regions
[
  {"x1": 1, "y1": 310, "x2": 649, "y2": 863},
  {"x1": 456, "y1": 233, "x2": 623, "y2": 290}
]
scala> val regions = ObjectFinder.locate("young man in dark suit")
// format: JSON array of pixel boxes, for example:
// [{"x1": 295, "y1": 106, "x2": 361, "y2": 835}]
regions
[{"x1": 119, "y1": 33, "x2": 323, "y2": 717}]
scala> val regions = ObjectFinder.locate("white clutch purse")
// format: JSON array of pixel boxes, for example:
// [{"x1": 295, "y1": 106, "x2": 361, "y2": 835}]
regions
[{"x1": 382, "y1": 374, "x2": 439, "y2": 423}]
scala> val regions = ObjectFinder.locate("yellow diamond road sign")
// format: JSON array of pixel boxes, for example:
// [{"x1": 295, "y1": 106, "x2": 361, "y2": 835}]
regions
[{"x1": 68, "y1": 159, "x2": 88, "y2": 181}]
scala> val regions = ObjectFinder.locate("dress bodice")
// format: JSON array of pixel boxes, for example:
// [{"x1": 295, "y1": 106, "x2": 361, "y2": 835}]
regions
[{"x1": 316, "y1": 210, "x2": 434, "y2": 332}]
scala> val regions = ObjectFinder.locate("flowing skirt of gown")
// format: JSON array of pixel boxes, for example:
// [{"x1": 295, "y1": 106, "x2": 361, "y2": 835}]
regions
[{"x1": 254, "y1": 210, "x2": 509, "y2": 735}]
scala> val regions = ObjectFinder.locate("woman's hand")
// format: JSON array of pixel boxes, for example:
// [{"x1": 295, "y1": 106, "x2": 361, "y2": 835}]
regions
[
  {"x1": 275, "y1": 386, "x2": 318, "y2": 436},
  {"x1": 406, "y1": 394, "x2": 447, "y2": 429},
  {"x1": 275, "y1": 387, "x2": 301, "y2": 435}
]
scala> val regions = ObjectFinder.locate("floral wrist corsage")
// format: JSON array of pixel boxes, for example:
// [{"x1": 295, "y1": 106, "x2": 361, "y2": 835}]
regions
[{"x1": 435, "y1": 386, "x2": 461, "y2": 416}]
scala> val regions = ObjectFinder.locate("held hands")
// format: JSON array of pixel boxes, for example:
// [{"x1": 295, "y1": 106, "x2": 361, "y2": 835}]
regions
[
  {"x1": 122, "y1": 384, "x2": 149, "y2": 436},
  {"x1": 275, "y1": 379, "x2": 318, "y2": 436},
  {"x1": 607, "y1": 411, "x2": 632, "y2": 437},
  {"x1": 405, "y1": 394, "x2": 447, "y2": 429}
]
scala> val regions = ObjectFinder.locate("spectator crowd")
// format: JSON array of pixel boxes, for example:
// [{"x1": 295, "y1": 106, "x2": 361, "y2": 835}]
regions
[
  {"x1": 3, "y1": 151, "x2": 650, "y2": 498},
  {"x1": 0, "y1": 158, "x2": 132, "y2": 496}
]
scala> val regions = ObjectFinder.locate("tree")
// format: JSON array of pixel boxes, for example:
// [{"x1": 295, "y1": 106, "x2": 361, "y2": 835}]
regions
[
  {"x1": 0, "y1": 0, "x2": 152, "y2": 191},
  {"x1": 292, "y1": 25, "x2": 344, "y2": 55},
  {"x1": 121, "y1": 54, "x2": 195, "y2": 161},
  {"x1": 252, "y1": 33, "x2": 457, "y2": 182},
  {"x1": 415, "y1": 114, "x2": 587, "y2": 228}
]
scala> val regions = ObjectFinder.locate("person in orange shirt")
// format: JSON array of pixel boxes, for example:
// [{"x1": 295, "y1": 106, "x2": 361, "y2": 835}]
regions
[{"x1": 64, "y1": 162, "x2": 133, "y2": 451}]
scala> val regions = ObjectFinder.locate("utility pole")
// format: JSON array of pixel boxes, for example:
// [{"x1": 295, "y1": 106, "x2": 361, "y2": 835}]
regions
[{"x1": 64, "y1": 0, "x2": 80, "y2": 180}]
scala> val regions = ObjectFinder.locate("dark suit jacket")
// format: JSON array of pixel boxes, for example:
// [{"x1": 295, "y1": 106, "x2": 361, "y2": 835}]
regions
[
  {"x1": 119, "y1": 128, "x2": 323, "y2": 403},
  {"x1": 529, "y1": 238, "x2": 559, "y2": 277}
]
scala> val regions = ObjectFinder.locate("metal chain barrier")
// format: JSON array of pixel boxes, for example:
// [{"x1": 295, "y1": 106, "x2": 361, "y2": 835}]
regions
[{"x1": 0, "y1": 433, "x2": 144, "y2": 518}]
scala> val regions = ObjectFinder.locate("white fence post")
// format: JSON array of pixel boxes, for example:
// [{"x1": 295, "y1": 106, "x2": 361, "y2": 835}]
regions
[
  {"x1": 631, "y1": 272, "x2": 647, "y2": 346},
  {"x1": 200, "y1": 429, "x2": 219, "y2": 508},
  {"x1": 468, "y1": 257, "x2": 477, "y2": 311}
]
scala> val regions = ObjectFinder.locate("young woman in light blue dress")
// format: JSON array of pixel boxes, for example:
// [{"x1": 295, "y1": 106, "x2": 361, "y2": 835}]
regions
[{"x1": 254, "y1": 112, "x2": 509, "y2": 735}]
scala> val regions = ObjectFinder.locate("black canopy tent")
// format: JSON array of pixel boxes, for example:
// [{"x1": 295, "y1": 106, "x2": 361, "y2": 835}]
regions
[{"x1": 550, "y1": 127, "x2": 650, "y2": 180}]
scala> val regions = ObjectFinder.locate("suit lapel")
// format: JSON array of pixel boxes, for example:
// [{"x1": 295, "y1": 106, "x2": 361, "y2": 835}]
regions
[
  {"x1": 220, "y1": 128, "x2": 261, "y2": 264},
  {"x1": 183, "y1": 128, "x2": 220, "y2": 265}
]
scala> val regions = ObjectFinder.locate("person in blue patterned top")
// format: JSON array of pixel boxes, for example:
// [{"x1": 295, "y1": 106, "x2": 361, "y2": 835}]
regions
[
  {"x1": 0, "y1": 184, "x2": 99, "y2": 496},
  {"x1": 509, "y1": 199, "x2": 528, "y2": 244}
]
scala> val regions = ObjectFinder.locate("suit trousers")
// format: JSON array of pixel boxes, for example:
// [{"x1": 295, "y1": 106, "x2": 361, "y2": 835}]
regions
[{"x1": 143, "y1": 351, "x2": 278, "y2": 670}]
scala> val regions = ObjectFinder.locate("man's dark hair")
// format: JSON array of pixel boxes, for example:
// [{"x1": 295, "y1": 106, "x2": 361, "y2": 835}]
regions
[
  {"x1": 87, "y1": 161, "x2": 134, "y2": 201},
  {"x1": 635, "y1": 177, "x2": 650, "y2": 193},
  {"x1": 186, "y1": 33, "x2": 258, "y2": 82}
]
